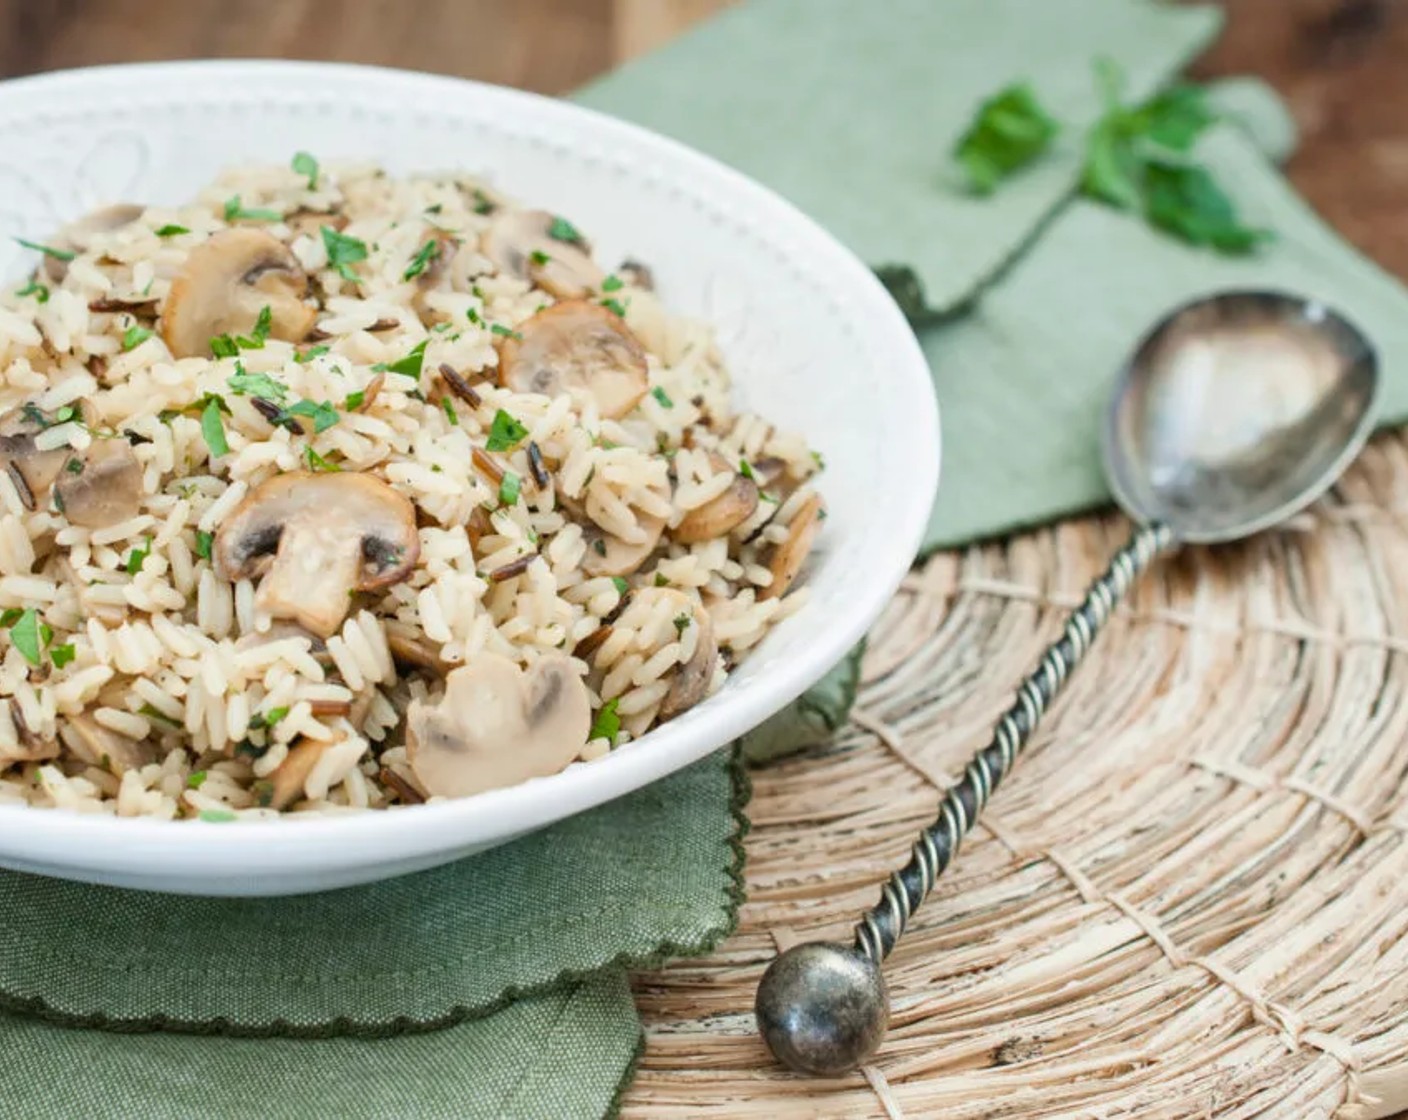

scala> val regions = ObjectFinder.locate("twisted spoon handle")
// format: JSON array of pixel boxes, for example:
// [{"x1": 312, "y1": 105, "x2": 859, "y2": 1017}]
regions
[{"x1": 853, "y1": 520, "x2": 1175, "y2": 963}]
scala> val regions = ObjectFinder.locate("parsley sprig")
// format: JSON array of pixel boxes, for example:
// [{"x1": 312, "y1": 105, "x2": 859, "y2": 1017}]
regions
[
  {"x1": 953, "y1": 83, "x2": 1059, "y2": 195},
  {"x1": 321, "y1": 226, "x2": 368, "y2": 284}
]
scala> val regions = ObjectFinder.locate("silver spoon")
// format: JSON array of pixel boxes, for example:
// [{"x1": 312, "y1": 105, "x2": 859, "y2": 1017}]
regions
[{"x1": 755, "y1": 289, "x2": 1380, "y2": 1075}]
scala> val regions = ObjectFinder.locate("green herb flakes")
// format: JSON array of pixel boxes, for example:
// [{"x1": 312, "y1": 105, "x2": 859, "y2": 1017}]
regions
[
  {"x1": 529, "y1": 249, "x2": 551, "y2": 266},
  {"x1": 187, "y1": 770, "x2": 208, "y2": 789},
  {"x1": 589, "y1": 697, "x2": 621, "y2": 745},
  {"x1": 292, "y1": 150, "x2": 319, "y2": 189},
  {"x1": 673, "y1": 613, "x2": 691, "y2": 637},
  {"x1": 342, "y1": 389, "x2": 365, "y2": 411},
  {"x1": 223, "y1": 196, "x2": 281, "y2": 223},
  {"x1": 953, "y1": 82, "x2": 1059, "y2": 195},
  {"x1": 548, "y1": 216, "x2": 584, "y2": 245},
  {"x1": 441, "y1": 396, "x2": 458, "y2": 426},
  {"x1": 612, "y1": 576, "x2": 629, "y2": 596},
  {"x1": 601, "y1": 274, "x2": 624, "y2": 293},
  {"x1": 50, "y1": 643, "x2": 76, "y2": 669},
  {"x1": 466, "y1": 307, "x2": 483, "y2": 326},
  {"x1": 738, "y1": 459, "x2": 756, "y2": 481},
  {"x1": 321, "y1": 226, "x2": 368, "y2": 284},
  {"x1": 601, "y1": 298, "x2": 628, "y2": 318},
  {"x1": 227, "y1": 366, "x2": 288, "y2": 402},
  {"x1": 121, "y1": 325, "x2": 155, "y2": 351},
  {"x1": 486, "y1": 409, "x2": 529, "y2": 452},
  {"x1": 489, "y1": 323, "x2": 522, "y2": 341},
  {"x1": 305, "y1": 446, "x2": 341, "y2": 473},
  {"x1": 8, "y1": 608, "x2": 45, "y2": 667},
  {"x1": 383, "y1": 340, "x2": 428, "y2": 380},
  {"x1": 498, "y1": 470, "x2": 521, "y2": 506},
  {"x1": 209, "y1": 335, "x2": 240, "y2": 359},
  {"x1": 13, "y1": 238, "x2": 75, "y2": 262},
  {"x1": 403, "y1": 239, "x2": 441, "y2": 280},
  {"x1": 284, "y1": 399, "x2": 340, "y2": 433},
  {"x1": 124, "y1": 536, "x2": 152, "y2": 575},
  {"x1": 195, "y1": 530, "x2": 214, "y2": 560},
  {"x1": 155, "y1": 224, "x2": 190, "y2": 238},
  {"x1": 139, "y1": 702, "x2": 182, "y2": 728},
  {"x1": 15, "y1": 280, "x2": 48, "y2": 302},
  {"x1": 201, "y1": 396, "x2": 230, "y2": 457},
  {"x1": 199, "y1": 809, "x2": 237, "y2": 823},
  {"x1": 296, "y1": 344, "x2": 331, "y2": 363},
  {"x1": 650, "y1": 386, "x2": 674, "y2": 409}
]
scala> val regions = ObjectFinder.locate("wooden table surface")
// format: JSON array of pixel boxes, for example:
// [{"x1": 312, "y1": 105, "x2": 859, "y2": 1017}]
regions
[{"x1": 1, "y1": 1, "x2": 1403, "y2": 1115}]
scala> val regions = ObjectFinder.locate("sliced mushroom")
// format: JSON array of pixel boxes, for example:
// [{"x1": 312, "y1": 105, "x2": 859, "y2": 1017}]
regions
[
  {"x1": 4, "y1": 700, "x2": 58, "y2": 764},
  {"x1": 617, "y1": 258, "x2": 655, "y2": 292},
  {"x1": 56, "y1": 439, "x2": 143, "y2": 528},
  {"x1": 481, "y1": 210, "x2": 604, "y2": 300},
  {"x1": 257, "y1": 738, "x2": 329, "y2": 811},
  {"x1": 761, "y1": 493, "x2": 825, "y2": 600},
  {"x1": 675, "y1": 454, "x2": 759, "y2": 543},
  {"x1": 59, "y1": 713, "x2": 154, "y2": 776},
  {"x1": 214, "y1": 471, "x2": 420, "y2": 638},
  {"x1": 498, "y1": 300, "x2": 649, "y2": 420},
  {"x1": 160, "y1": 229, "x2": 317, "y2": 358},
  {"x1": 41, "y1": 203, "x2": 145, "y2": 283},
  {"x1": 0, "y1": 407, "x2": 72, "y2": 503},
  {"x1": 630, "y1": 588, "x2": 718, "y2": 721},
  {"x1": 406, "y1": 652, "x2": 590, "y2": 799},
  {"x1": 569, "y1": 478, "x2": 670, "y2": 579}
]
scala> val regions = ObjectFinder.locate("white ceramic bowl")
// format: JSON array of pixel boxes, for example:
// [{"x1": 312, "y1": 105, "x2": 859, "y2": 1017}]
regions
[{"x1": 0, "y1": 61, "x2": 939, "y2": 895}]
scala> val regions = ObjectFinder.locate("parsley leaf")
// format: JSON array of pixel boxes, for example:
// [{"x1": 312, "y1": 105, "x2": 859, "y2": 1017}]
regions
[
  {"x1": 548, "y1": 216, "x2": 584, "y2": 245},
  {"x1": 227, "y1": 366, "x2": 288, "y2": 402},
  {"x1": 121, "y1": 325, "x2": 154, "y2": 351},
  {"x1": 8, "y1": 608, "x2": 46, "y2": 667},
  {"x1": 611, "y1": 576, "x2": 629, "y2": 596},
  {"x1": 194, "y1": 529, "x2": 214, "y2": 560},
  {"x1": 673, "y1": 612, "x2": 691, "y2": 637},
  {"x1": 650, "y1": 386, "x2": 673, "y2": 409},
  {"x1": 296, "y1": 344, "x2": 330, "y2": 363},
  {"x1": 291, "y1": 150, "x2": 319, "y2": 189},
  {"x1": 155, "y1": 224, "x2": 189, "y2": 238},
  {"x1": 223, "y1": 196, "x2": 281, "y2": 223},
  {"x1": 485, "y1": 409, "x2": 528, "y2": 452},
  {"x1": 498, "y1": 470, "x2": 521, "y2": 506},
  {"x1": 1141, "y1": 159, "x2": 1270, "y2": 253},
  {"x1": 589, "y1": 698, "x2": 621, "y2": 745},
  {"x1": 15, "y1": 280, "x2": 48, "y2": 303},
  {"x1": 284, "y1": 399, "x2": 340, "y2": 433},
  {"x1": 441, "y1": 396, "x2": 458, "y2": 426},
  {"x1": 187, "y1": 770, "x2": 208, "y2": 789},
  {"x1": 601, "y1": 274, "x2": 623, "y2": 293},
  {"x1": 601, "y1": 297, "x2": 628, "y2": 318},
  {"x1": 209, "y1": 335, "x2": 240, "y2": 359},
  {"x1": 201, "y1": 396, "x2": 230, "y2": 457},
  {"x1": 738, "y1": 459, "x2": 756, "y2": 481},
  {"x1": 124, "y1": 536, "x2": 152, "y2": 575},
  {"x1": 529, "y1": 249, "x2": 551, "y2": 266},
  {"x1": 140, "y1": 702, "x2": 182, "y2": 727},
  {"x1": 199, "y1": 809, "x2": 237, "y2": 823},
  {"x1": 953, "y1": 83, "x2": 1059, "y2": 195},
  {"x1": 342, "y1": 389, "x2": 365, "y2": 411},
  {"x1": 305, "y1": 446, "x2": 341, "y2": 472},
  {"x1": 403, "y1": 239, "x2": 441, "y2": 280},
  {"x1": 489, "y1": 323, "x2": 522, "y2": 341},
  {"x1": 14, "y1": 238, "x2": 74, "y2": 262},
  {"x1": 382, "y1": 340, "x2": 427, "y2": 380},
  {"x1": 50, "y1": 643, "x2": 76, "y2": 669},
  {"x1": 321, "y1": 226, "x2": 368, "y2": 284}
]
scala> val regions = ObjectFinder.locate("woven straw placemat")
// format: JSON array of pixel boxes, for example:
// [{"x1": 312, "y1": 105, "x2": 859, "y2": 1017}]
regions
[{"x1": 622, "y1": 431, "x2": 1408, "y2": 1119}]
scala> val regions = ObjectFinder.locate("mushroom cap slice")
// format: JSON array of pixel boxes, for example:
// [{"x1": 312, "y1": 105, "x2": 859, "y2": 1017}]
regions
[
  {"x1": 481, "y1": 210, "x2": 604, "y2": 301},
  {"x1": 59, "y1": 714, "x2": 154, "y2": 776},
  {"x1": 56, "y1": 439, "x2": 143, "y2": 528},
  {"x1": 0, "y1": 407, "x2": 72, "y2": 501},
  {"x1": 407, "y1": 652, "x2": 591, "y2": 799},
  {"x1": 160, "y1": 229, "x2": 317, "y2": 359},
  {"x1": 674, "y1": 454, "x2": 760, "y2": 543},
  {"x1": 630, "y1": 588, "x2": 718, "y2": 721},
  {"x1": 573, "y1": 479, "x2": 671, "y2": 579},
  {"x1": 259, "y1": 738, "x2": 330, "y2": 811},
  {"x1": 214, "y1": 471, "x2": 420, "y2": 638},
  {"x1": 497, "y1": 300, "x2": 649, "y2": 419},
  {"x1": 42, "y1": 204, "x2": 145, "y2": 282},
  {"x1": 761, "y1": 493, "x2": 825, "y2": 600}
]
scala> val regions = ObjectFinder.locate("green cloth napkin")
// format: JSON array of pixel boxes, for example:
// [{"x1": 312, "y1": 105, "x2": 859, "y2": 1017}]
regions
[{"x1": 0, "y1": 751, "x2": 746, "y2": 1118}]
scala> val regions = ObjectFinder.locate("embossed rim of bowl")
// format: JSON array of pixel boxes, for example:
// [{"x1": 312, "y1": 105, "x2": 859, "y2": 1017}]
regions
[{"x1": 0, "y1": 60, "x2": 940, "y2": 895}]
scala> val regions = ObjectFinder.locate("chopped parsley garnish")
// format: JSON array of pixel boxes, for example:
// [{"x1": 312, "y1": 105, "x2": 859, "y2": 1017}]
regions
[
  {"x1": 52, "y1": 405, "x2": 77, "y2": 425},
  {"x1": 379, "y1": 339, "x2": 427, "y2": 380},
  {"x1": 283, "y1": 399, "x2": 340, "y2": 433},
  {"x1": 210, "y1": 305, "x2": 273, "y2": 356},
  {"x1": 321, "y1": 226, "x2": 368, "y2": 283},
  {"x1": 199, "y1": 809, "x2": 237, "y2": 823},
  {"x1": 0, "y1": 609, "x2": 21, "y2": 628},
  {"x1": 187, "y1": 770, "x2": 208, "y2": 789},
  {"x1": 121, "y1": 325, "x2": 154, "y2": 351},
  {"x1": 738, "y1": 459, "x2": 756, "y2": 480},
  {"x1": 403, "y1": 239, "x2": 441, "y2": 280},
  {"x1": 611, "y1": 576, "x2": 629, "y2": 596},
  {"x1": 155, "y1": 224, "x2": 189, "y2": 237},
  {"x1": 13, "y1": 238, "x2": 74, "y2": 262},
  {"x1": 601, "y1": 298, "x2": 628, "y2": 318},
  {"x1": 222, "y1": 196, "x2": 281, "y2": 223},
  {"x1": 227, "y1": 365, "x2": 288, "y2": 402},
  {"x1": 296, "y1": 344, "x2": 330, "y2": 363},
  {"x1": 65, "y1": 458, "x2": 82, "y2": 475},
  {"x1": 529, "y1": 249, "x2": 551, "y2": 266},
  {"x1": 291, "y1": 150, "x2": 319, "y2": 189},
  {"x1": 589, "y1": 697, "x2": 621, "y2": 745},
  {"x1": 201, "y1": 395, "x2": 230, "y2": 457},
  {"x1": 811, "y1": 450, "x2": 825, "y2": 471},
  {"x1": 601, "y1": 274, "x2": 623, "y2": 293},
  {"x1": 139, "y1": 702, "x2": 182, "y2": 727},
  {"x1": 49, "y1": 643, "x2": 76, "y2": 668},
  {"x1": 673, "y1": 613, "x2": 691, "y2": 637},
  {"x1": 498, "y1": 470, "x2": 521, "y2": 506},
  {"x1": 8, "y1": 608, "x2": 47, "y2": 667},
  {"x1": 194, "y1": 530, "x2": 214, "y2": 560},
  {"x1": 305, "y1": 446, "x2": 340, "y2": 472},
  {"x1": 485, "y1": 409, "x2": 529, "y2": 452},
  {"x1": 953, "y1": 83, "x2": 1059, "y2": 194},
  {"x1": 471, "y1": 189, "x2": 495, "y2": 215},
  {"x1": 15, "y1": 280, "x2": 48, "y2": 303},
  {"x1": 209, "y1": 335, "x2": 239, "y2": 359},
  {"x1": 466, "y1": 307, "x2": 483, "y2": 326},
  {"x1": 547, "y1": 215, "x2": 584, "y2": 245},
  {"x1": 650, "y1": 386, "x2": 674, "y2": 409},
  {"x1": 343, "y1": 389, "x2": 365, "y2": 411},
  {"x1": 249, "y1": 706, "x2": 290, "y2": 730},
  {"x1": 124, "y1": 536, "x2": 152, "y2": 575},
  {"x1": 441, "y1": 396, "x2": 458, "y2": 426},
  {"x1": 489, "y1": 323, "x2": 522, "y2": 341}
]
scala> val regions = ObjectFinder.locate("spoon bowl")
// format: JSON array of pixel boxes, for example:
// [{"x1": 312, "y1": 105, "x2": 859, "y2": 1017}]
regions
[{"x1": 1105, "y1": 291, "x2": 1379, "y2": 544}]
